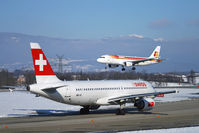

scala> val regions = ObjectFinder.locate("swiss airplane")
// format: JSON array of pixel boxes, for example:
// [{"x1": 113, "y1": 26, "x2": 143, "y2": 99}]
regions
[
  {"x1": 97, "y1": 46, "x2": 162, "y2": 71},
  {"x1": 28, "y1": 42, "x2": 176, "y2": 115}
]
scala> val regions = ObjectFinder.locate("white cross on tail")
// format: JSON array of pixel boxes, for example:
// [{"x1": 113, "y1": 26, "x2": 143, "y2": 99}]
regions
[{"x1": 35, "y1": 54, "x2": 47, "y2": 71}]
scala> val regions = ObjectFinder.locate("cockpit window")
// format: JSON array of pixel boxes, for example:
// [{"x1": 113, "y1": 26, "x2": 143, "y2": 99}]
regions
[{"x1": 100, "y1": 56, "x2": 105, "y2": 58}]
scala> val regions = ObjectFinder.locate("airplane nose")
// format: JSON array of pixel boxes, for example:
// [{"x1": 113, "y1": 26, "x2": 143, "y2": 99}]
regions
[{"x1": 97, "y1": 58, "x2": 101, "y2": 62}]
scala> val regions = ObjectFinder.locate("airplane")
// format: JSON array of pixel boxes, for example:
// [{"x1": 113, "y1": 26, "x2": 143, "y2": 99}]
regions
[
  {"x1": 0, "y1": 85, "x2": 26, "y2": 92},
  {"x1": 28, "y1": 42, "x2": 176, "y2": 115},
  {"x1": 97, "y1": 46, "x2": 162, "y2": 71}
]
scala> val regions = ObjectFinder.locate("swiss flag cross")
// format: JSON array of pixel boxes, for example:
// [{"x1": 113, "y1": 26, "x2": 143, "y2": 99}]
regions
[
  {"x1": 31, "y1": 43, "x2": 55, "y2": 76},
  {"x1": 35, "y1": 54, "x2": 47, "y2": 71}
]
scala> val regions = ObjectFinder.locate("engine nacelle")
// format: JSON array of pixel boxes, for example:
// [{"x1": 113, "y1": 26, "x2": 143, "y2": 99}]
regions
[
  {"x1": 134, "y1": 98, "x2": 155, "y2": 111},
  {"x1": 125, "y1": 62, "x2": 133, "y2": 67},
  {"x1": 108, "y1": 64, "x2": 119, "y2": 68}
]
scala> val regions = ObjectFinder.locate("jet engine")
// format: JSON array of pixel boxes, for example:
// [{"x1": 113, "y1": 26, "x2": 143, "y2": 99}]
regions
[
  {"x1": 108, "y1": 64, "x2": 119, "y2": 68},
  {"x1": 134, "y1": 97, "x2": 155, "y2": 111}
]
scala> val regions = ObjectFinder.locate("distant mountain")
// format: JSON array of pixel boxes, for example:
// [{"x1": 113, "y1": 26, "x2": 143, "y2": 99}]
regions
[{"x1": 0, "y1": 32, "x2": 199, "y2": 72}]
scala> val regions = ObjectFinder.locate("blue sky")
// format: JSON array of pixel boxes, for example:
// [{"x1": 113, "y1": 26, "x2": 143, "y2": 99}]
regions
[{"x1": 0, "y1": 0, "x2": 199, "y2": 40}]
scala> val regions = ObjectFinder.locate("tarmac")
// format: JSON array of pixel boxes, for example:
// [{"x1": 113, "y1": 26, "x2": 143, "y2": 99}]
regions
[{"x1": 0, "y1": 99, "x2": 199, "y2": 133}]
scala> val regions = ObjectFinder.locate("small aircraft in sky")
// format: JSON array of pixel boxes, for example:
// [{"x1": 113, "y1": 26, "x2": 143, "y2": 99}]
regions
[
  {"x1": 26, "y1": 43, "x2": 176, "y2": 115},
  {"x1": 97, "y1": 46, "x2": 162, "y2": 71}
]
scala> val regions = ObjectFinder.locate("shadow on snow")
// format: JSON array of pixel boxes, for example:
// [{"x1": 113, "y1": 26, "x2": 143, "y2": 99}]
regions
[{"x1": 7, "y1": 107, "x2": 168, "y2": 117}]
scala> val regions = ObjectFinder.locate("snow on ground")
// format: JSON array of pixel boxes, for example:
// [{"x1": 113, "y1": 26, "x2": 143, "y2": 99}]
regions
[
  {"x1": 0, "y1": 88, "x2": 199, "y2": 118},
  {"x1": 121, "y1": 126, "x2": 199, "y2": 133},
  {"x1": 0, "y1": 92, "x2": 81, "y2": 117}
]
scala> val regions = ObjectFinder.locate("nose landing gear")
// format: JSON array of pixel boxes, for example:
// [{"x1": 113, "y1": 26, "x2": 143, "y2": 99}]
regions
[{"x1": 116, "y1": 102, "x2": 126, "y2": 115}]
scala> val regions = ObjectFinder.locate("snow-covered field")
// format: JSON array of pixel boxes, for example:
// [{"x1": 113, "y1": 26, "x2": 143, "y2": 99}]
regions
[
  {"x1": 0, "y1": 88, "x2": 199, "y2": 118},
  {"x1": 121, "y1": 126, "x2": 199, "y2": 133}
]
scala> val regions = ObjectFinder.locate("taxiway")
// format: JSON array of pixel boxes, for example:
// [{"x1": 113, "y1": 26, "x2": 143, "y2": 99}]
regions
[{"x1": 0, "y1": 99, "x2": 199, "y2": 132}]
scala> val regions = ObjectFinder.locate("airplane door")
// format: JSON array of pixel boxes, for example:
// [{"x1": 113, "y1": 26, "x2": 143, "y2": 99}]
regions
[{"x1": 65, "y1": 87, "x2": 71, "y2": 103}]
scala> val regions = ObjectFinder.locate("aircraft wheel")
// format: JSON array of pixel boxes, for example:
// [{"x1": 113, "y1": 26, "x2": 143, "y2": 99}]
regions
[
  {"x1": 116, "y1": 109, "x2": 126, "y2": 115},
  {"x1": 80, "y1": 108, "x2": 89, "y2": 114},
  {"x1": 132, "y1": 67, "x2": 136, "y2": 70},
  {"x1": 122, "y1": 68, "x2": 125, "y2": 71}
]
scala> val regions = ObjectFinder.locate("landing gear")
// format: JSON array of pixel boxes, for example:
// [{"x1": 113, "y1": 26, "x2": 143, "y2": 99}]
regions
[
  {"x1": 116, "y1": 108, "x2": 126, "y2": 115},
  {"x1": 80, "y1": 107, "x2": 89, "y2": 114},
  {"x1": 122, "y1": 67, "x2": 125, "y2": 71},
  {"x1": 116, "y1": 103, "x2": 126, "y2": 115},
  {"x1": 105, "y1": 64, "x2": 109, "y2": 70},
  {"x1": 132, "y1": 67, "x2": 136, "y2": 70}
]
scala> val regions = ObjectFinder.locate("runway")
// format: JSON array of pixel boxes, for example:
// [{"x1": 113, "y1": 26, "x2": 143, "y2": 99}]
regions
[{"x1": 0, "y1": 99, "x2": 199, "y2": 132}]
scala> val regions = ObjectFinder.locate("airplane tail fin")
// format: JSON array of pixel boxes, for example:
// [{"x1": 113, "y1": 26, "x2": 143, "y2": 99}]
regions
[
  {"x1": 149, "y1": 46, "x2": 161, "y2": 58},
  {"x1": 30, "y1": 42, "x2": 61, "y2": 84}
]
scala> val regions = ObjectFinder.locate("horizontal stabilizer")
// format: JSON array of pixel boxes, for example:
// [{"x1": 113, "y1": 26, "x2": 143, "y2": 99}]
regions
[{"x1": 41, "y1": 85, "x2": 67, "y2": 91}]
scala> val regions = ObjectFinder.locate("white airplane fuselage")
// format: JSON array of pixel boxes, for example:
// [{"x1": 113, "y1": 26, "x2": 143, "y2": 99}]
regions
[
  {"x1": 97, "y1": 55, "x2": 160, "y2": 66},
  {"x1": 30, "y1": 80, "x2": 154, "y2": 106},
  {"x1": 97, "y1": 46, "x2": 162, "y2": 71}
]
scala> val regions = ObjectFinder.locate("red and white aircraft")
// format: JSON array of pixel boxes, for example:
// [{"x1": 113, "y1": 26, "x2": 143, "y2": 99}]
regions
[
  {"x1": 28, "y1": 42, "x2": 176, "y2": 115},
  {"x1": 97, "y1": 46, "x2": 162, "y2": 71}
]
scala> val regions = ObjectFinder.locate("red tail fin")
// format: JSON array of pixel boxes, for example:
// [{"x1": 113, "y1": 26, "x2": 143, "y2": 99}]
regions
[
  {"x1": 31, "y1": 43, "x2": 54, "y2": 76},
  {"x1": 30, "y1": 42, "x2": 60, "y2": 83}
]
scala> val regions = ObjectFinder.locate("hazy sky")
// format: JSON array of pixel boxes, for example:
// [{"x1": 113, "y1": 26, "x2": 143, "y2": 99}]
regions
[{"x1": 0, "y1": 0, "x2": 199, "y2": 40}]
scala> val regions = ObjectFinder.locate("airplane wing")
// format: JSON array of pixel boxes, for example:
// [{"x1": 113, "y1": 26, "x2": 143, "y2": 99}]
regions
[
  {"x1": 0, "y1": 85, "x2": 23, "y2": 89},
  {"x1": 0, "y1": 85, "x2": 30, "y2": 93},
  {"x1": 0, "y1": 85, "x2": 26, "y2": 90},
  {"x1": 108, "y1": 90, "x2": 177, "y2": 104},
  {"x1": 126, "y1": 58, "x2": 155, "y2": 65}
]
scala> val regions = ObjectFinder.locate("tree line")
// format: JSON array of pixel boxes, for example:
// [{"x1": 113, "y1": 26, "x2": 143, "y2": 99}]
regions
[
  {"x1": 0, "y1": 69, "x2": 189, "y2": 87},
  {"x1": 57, "y1": 71, "x2": 183, "y2": 83}
]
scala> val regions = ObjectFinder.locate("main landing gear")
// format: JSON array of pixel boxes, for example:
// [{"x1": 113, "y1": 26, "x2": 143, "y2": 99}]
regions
[
  {"x1": 132, "y1": 67, "x2": 136, "y2": 70},
  {"x1": 80, "y1": 106, "x2": 89, "y2": 114},
  {"x1": 105, "y1": 64, "x2": 109, "y2": 70},
  {"x1": 121, "y1": 66, "x2": 136, "y2": 71},
  {"x1": 116, "y1": 103, "x2": 126, "y2": 115}
]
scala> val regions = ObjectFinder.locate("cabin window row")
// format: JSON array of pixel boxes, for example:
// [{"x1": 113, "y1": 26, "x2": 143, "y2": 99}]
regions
[{"x1": 75, "y1": 87, "x2": 139, "y2": 91}]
